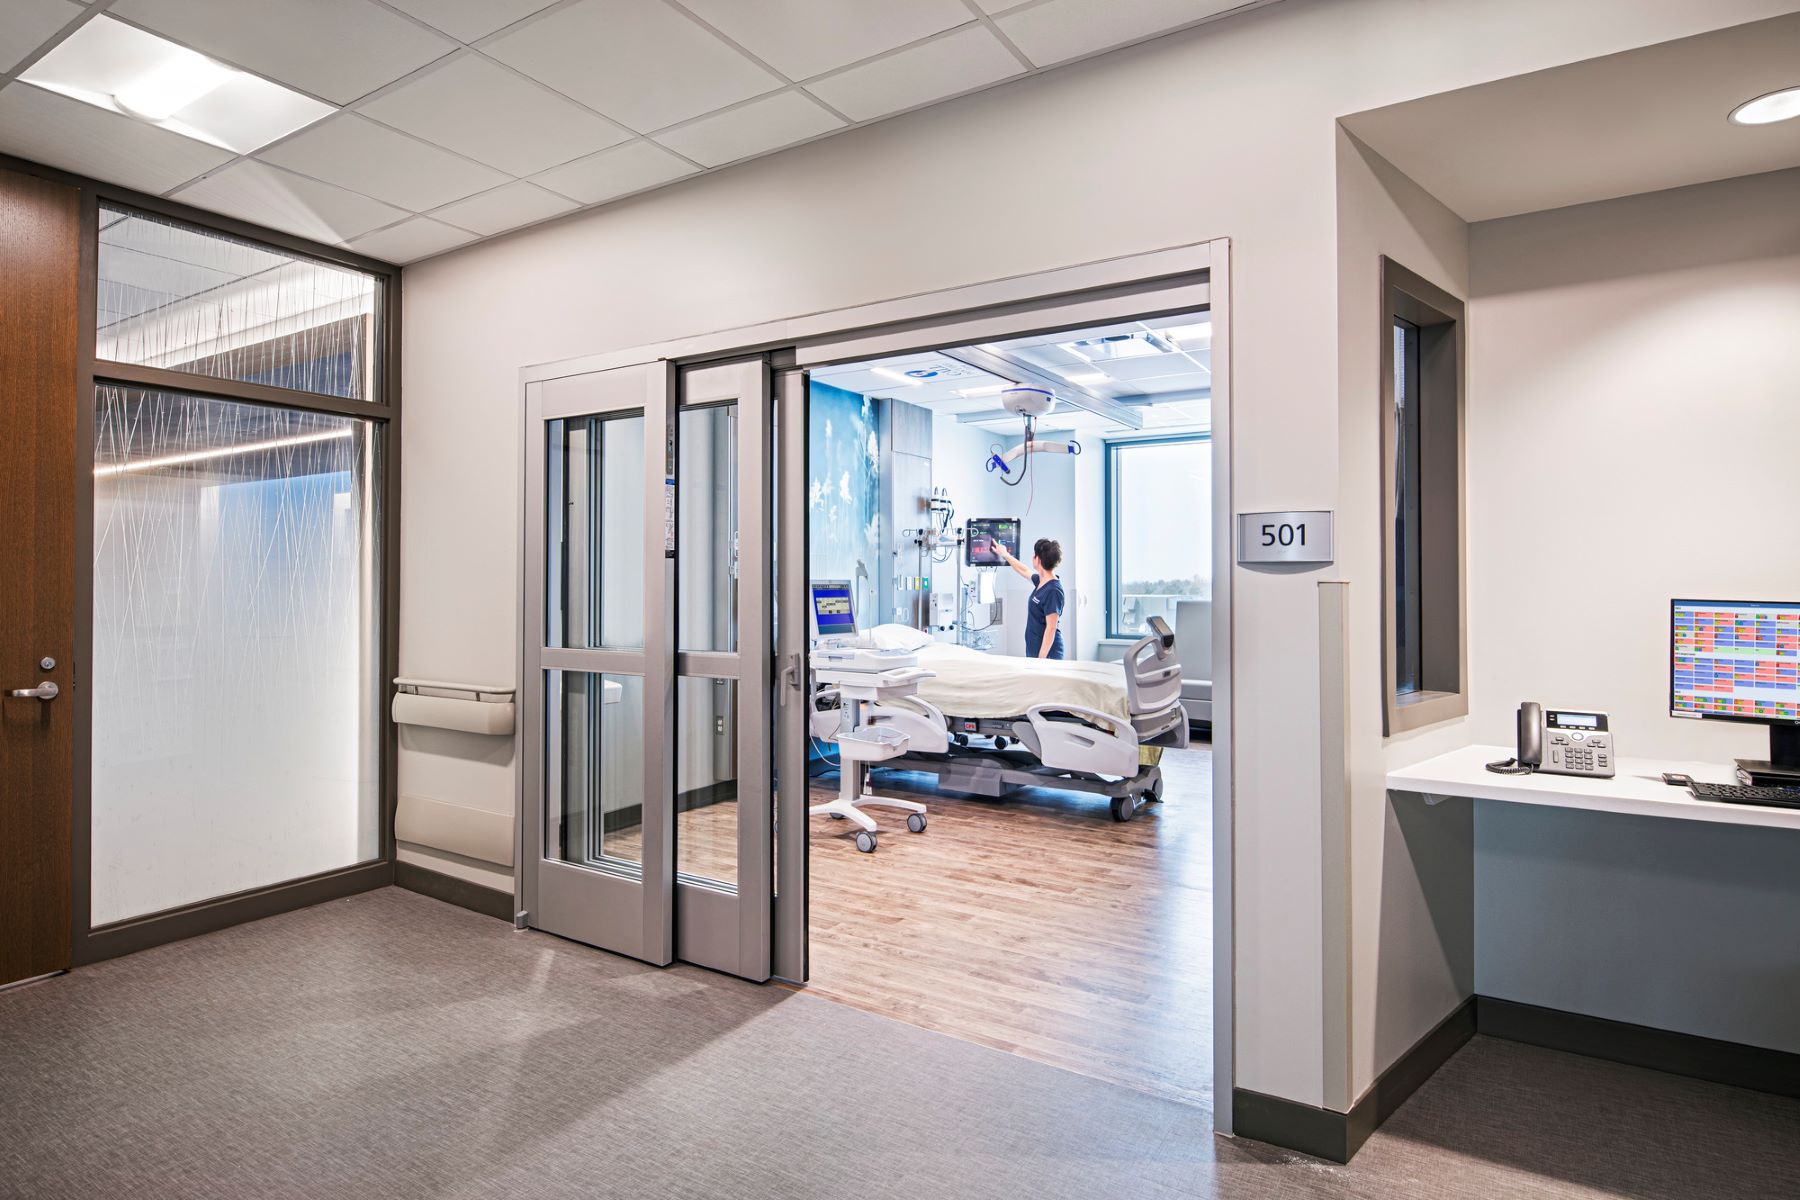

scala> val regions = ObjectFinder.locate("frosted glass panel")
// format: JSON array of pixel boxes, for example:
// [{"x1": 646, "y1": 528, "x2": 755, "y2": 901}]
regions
[
  {"x1": 91, "y1": 385, "x2": 382, "y2": 925},
  {"x1": 96, "y1": 205, "x2": 380, "y2": 402}
]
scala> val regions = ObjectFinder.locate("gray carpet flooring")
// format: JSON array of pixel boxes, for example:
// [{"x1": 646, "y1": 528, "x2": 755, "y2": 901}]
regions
[{"x1": 3, "y1": 887, "x2": 1796, "y2": 1199}]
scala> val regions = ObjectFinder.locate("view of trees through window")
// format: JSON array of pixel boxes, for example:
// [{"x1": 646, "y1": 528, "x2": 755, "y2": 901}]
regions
[{"x1": 1109, "y1": 436, "x2": 1211, "y2": 638}]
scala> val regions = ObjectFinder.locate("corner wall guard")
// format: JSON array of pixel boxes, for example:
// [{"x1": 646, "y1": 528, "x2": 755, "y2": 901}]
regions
[{"x1": 393, "y1": 678, "x2": 516, "y2": 736}]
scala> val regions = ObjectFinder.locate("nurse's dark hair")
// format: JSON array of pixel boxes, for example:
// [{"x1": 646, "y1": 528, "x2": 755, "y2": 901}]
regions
[{"x1": 1033, "y1": 538, "x2": 1062, "y2": 572}]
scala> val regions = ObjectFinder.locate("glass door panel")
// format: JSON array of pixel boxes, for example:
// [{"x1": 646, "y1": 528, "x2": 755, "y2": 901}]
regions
[
  {"x1": 672, "y1": 360, "x2": 771, "y2": 981},
  {"x1": 523, "y1": 362, "x2": 673, "y2": 966}
]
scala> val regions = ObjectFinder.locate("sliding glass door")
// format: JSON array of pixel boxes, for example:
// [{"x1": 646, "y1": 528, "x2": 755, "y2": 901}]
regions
[{"x1": 522, "y1": 358, "x2": 774, "y2": 980}]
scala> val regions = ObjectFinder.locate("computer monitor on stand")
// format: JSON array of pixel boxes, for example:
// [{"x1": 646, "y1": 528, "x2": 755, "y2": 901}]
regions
[{"x1": 1670, "y1": 599, "x2": 1800, "y2": 785}]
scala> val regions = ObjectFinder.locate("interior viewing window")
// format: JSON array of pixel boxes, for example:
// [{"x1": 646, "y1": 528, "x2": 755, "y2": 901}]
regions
[
  {"x1": 97, "y1": 203, "x2": 380, "y2": 401},
  {"x1": 1381, "y1": 257, "x2": 1466, "y2": 734},
  {"x1": 1107, "y1": 436, "x2": 1212, "y2": 639}
]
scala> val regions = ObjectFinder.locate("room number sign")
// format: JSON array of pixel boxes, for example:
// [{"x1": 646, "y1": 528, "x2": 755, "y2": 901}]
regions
[{"x1": 1236, "y1": 511, "x2": 1333, "y2": 565}]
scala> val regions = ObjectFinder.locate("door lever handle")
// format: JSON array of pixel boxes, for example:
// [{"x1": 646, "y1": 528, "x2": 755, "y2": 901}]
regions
[
  {"x1": 8, "y1": 681, "x2": 59, "y2": 700},
  {"x1": 778, "y1": 654, "x2": 801, "y2": 706}
]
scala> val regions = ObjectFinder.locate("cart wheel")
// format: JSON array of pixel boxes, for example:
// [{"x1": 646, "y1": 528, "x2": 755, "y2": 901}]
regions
[
  {"x1": 855, "y1": 830, "x2": 878, "y2": 853},
  {"x1": 1111, "y1": 794, "x2": 1137, "y2": 823},
  {"x1": 993, "y1": 735, "x2": 1009, "y2": 750},
  {"x1": 828, "y1": 812, "x2": 846, "y2": 820},
  {"x1": 907, "y1": 812, "x2": 927, "y2": 833}
]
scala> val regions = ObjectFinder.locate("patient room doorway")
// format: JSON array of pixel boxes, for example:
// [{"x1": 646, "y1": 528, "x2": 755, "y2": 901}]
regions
[
  {"x1": 790, "y1": 308, "x2": 1218, "y2": 1107},
  {"x1": 519, "y1": 241, "x2": 1231, "y2": 1120}
]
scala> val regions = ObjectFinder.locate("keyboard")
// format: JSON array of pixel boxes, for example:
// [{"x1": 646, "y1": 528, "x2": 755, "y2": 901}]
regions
[{"x1": 1688, "y1": 782, "x2": 1800, "y2": 809}]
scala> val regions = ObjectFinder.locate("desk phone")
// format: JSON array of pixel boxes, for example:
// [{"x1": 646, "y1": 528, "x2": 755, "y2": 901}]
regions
[{"x1": 1487, "y1": 702, "x2": 1615, "y2": 778}]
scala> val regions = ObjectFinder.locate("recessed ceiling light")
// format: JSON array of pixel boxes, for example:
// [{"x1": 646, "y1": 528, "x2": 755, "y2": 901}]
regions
[
  {"x1": 21, "y1": 17, "x2": 334, "y2": 153},
  {"x1": 1166, "y1": 321, "x2": 1213, "y2": 346},
  {"x1": 956, "y1": 384, "x2": 1009, "y2": 397},
  {"x1": 1729, "y1": 85, "x2": 1800, "y2": 126}
]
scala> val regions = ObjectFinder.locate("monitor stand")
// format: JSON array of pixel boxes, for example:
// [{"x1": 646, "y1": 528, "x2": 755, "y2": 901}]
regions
[{"x1": 1736, "y1": 724, "x2": 1800, "y2": 786}]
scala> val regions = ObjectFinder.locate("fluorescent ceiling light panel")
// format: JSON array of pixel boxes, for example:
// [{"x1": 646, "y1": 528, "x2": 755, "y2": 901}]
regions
[
  {"x1": 956, "y1": 384, "x2": 1009, "y2": 397},
  {"x1": 1165, "y1": 321, "x2": 1212, "y2": 345},
  {"x1": 1729, "y1": 85, "x2": 1800, "y2": 125},
  {"x1": 1062, "y1": 371, "x2": 1109, "y2": 385},
  {"x1": 21, "y1": 16, "x2": 333, "y2": 153}
]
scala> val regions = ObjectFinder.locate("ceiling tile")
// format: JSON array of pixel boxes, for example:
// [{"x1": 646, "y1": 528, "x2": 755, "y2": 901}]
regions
[
  {"x1": 381, "y1": 0, "x2": 557, "y2": 43},
  {"x1": 678, "y1": 0, "x2": 972, "y2": 81},
  {"x1": 358, "y1": 52, "x2": 629, "y2": 177},
  {"x1": 0, "y1": 83, "x2": 232, "y2": 195},
  {"x1": 346, "y1": 216, "x2": 477, "y2": 263},
  {"x1": 970, "y1": 0, "x2": 1034, "y2": 11},
  {"x1": 998, "y1": 0, "x2": 1244, "y2": 66},
  {"x1": 807, "y1": 26, "x2": 1024, "y2": 122},
  {"x1": 258, "y1": 113, "x2": 509, "y2": 211},
  {"x1": 531, "y1": 140, "x2": 695, "y2": 205},
  {"x1": 0, "y1": 0, "x2": 83, "y2": 73},
  {"x1": 484, "y1": 0, "x2": 779, "y2": 133},
  {"x1": 654, "y1": 91, "x2": 841, "y2": 168},
  {"x1": 430, "y1": 180, "x2": 575, "y2": 236},
  {"x1": 109, "y1": 0, "x2": 456, "y2": 104},
  {"x1": 172, "y1": 160, "x2": 408, "y2": 243}
]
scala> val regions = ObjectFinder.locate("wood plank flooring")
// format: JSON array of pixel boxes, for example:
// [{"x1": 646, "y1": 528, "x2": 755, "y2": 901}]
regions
[
  {"x1": 793, "y1": 744, "x2": 1213, "y2": 1107},
  {"x1": 644, "y1": 744, "x2": 1214, "y2": 1106}
]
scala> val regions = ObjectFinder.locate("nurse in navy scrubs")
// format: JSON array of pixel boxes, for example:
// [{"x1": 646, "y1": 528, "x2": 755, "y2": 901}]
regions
[{"x1": 995, "y1": 537, "x2": 1066, "y2": 660}]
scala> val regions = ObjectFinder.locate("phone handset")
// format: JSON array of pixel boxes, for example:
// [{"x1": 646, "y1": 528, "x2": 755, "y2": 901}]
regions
[{"x1": 1486, "y1": 701, "x2": 1543, "y2": 775}]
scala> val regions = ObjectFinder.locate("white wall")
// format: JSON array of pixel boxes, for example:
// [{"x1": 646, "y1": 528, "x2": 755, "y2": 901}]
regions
[
  {"x1": 1464, "y1": 168, "x2": 1800, "y2": 1052},
  {"x1": 398, "y1": 0, "x2": 1793, "y2": 1110}
]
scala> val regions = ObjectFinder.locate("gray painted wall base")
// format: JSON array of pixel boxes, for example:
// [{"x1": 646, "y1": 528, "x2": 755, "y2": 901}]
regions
[
  {"x1": 1236, "y1": 994, "x2": 1800, "y2": 1163},
  {"x1": 395, "y1": 862, "x2": 512, "y2": 922},
  {"x1": 1235, "y1": 997, "x2": 1475, "y2": 1163}
]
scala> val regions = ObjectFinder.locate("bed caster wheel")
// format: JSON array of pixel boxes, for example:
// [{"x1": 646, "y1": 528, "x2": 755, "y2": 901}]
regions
[
  {"x1": 1145, "y1": 779, "x2": 1165, "y2": 804},
  {"x1": 993, "y1": 735, "x2": 1009, "y2": 750},
  {"x1": 907, "y1": 813, "x2": 927, "y2": 833},
  {"x1": 1111, "y1": 795, "x2": 1137, "y2": 823},
  {"x1": 855, "y1": 831, "x2": 878, "y2": 853},
  {"x1": 828, "y1": 812, "x2": 845, "y2": 819},
  {"x1": 954, "y1": 733, "x2": 969, "y2": 747}
]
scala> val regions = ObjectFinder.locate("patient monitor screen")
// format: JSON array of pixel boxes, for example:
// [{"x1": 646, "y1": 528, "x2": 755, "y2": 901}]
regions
[
  {"x1": 966, "y1": 518, "x2": 1021, "y2": 566},
  {"x1": 812, "y1": 581, "x2": 857, "y2": 638}
]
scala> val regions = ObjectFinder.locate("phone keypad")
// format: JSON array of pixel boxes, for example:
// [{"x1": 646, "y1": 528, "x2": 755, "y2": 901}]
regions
[{"x1": 1546, "y1": 730, "x2": 1613, "y2": 778}]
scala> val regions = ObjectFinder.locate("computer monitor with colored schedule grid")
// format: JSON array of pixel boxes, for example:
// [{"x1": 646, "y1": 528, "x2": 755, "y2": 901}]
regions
[{"x1": 1671, "y1": 599, "x2": 1800, "y2": 776}]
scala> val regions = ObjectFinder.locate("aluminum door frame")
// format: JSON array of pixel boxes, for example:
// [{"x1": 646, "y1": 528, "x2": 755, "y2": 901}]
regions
[
  {"x1": 522, "y1": 361, "x2": 675, "y2": 965},
  {"x1": 672, "y1": 358, "x2": 773, "y2": 981}
]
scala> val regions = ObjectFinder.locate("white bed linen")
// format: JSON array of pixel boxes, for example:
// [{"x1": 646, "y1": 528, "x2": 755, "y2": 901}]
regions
[{"x1": 903, "y1": 638, "x2": 1132, "y2": 723}]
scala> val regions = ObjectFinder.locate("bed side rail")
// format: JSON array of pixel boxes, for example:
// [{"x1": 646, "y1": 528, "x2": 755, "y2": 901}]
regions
[
  {"x1": 1011, "y1": 703, "x2": 1139, "y2": 779},
  {"x1": 1124, "y1": 615, "x2": 1183, "y2": 715}
]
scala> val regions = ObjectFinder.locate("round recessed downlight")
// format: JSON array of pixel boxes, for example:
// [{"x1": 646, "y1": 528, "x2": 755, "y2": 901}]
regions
[{"x1": 1729, "y1": 85, "x2": 1800, "y2": 126}]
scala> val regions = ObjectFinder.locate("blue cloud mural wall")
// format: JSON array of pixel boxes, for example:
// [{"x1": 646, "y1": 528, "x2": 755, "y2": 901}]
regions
[{"x1": 808, "y1": 380, "x2": 881, "y2": 625}]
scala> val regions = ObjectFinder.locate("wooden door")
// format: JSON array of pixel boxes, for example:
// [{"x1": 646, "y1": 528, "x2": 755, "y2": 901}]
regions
[{"x1": 0, "y1": 167, "x2": 78, "y2": 987}]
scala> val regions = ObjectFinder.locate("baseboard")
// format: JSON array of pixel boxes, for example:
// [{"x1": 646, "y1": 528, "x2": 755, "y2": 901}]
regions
[
  {"x1": 1476, "y1": 997, "x2": 1800, "y2": 1101},
  {"x1": 394, "y1": 861, "x2": 513, "y2": 922},
  {"x1": 1233, "y1": 997, "x2": 1476, "y2": 1163}
]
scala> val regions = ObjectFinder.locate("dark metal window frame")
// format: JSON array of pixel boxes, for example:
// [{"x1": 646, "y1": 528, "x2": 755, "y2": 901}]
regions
[
  {"x1": 1380, "y1": 257, "x2": 1466, "y2": 735},
  {"x1": 1, "y1": 152, "x2": 402, "y2": 965},
  {"x1": 1104, "y1": 432, "x2": 1212, "y2": 641}
]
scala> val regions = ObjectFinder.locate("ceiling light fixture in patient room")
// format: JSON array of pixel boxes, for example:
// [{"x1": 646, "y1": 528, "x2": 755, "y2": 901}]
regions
[{"x1": 1729, "y1": 85, "x2": 1800, "y2": 125}]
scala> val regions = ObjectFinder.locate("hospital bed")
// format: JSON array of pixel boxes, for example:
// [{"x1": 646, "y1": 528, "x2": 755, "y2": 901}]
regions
[{"x1": 811, "y1": 616, "x2": 1188, "y2": 822}]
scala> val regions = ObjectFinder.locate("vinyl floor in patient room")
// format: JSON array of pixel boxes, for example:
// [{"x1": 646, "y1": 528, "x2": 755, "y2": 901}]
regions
[{"x1": 797, "y1": 741, "x2": 1214, "y2": 1107}]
